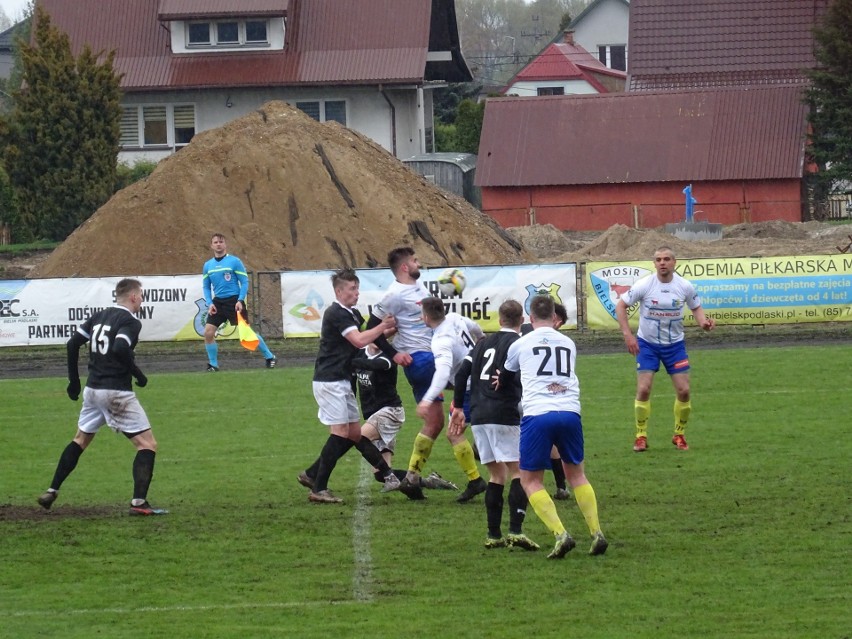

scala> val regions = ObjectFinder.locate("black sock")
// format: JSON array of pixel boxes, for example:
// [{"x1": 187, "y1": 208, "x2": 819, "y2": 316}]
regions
[
  {"x1": 508, "y1": 478, "x2": 528, "y2": 534},
  {"x1": 550, "y1": 457, "x2": 567, "y2": 490},
  {"x1": 50, "y1": 441, "x2": 84, "y2": 491},
  {"x1": 484, "y1": 481, "x2": 504, "y2": 539},
  {"x1": 132, "y1": 449, "x2": 156, "y2": 501},
  {"x1": 305, "y1": 457, "x2": 320, "y2": 480},
  {"x1": 355, "y1": 437, "x2": 390, "y2": 476},
  {"x1": 313, "y1": 435, "x2": 354, "y2": 492}
]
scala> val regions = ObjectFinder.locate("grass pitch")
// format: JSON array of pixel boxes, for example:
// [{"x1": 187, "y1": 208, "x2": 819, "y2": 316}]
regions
[{"x1": 1, "y1": 344, "x2": 849, "y2": 638}]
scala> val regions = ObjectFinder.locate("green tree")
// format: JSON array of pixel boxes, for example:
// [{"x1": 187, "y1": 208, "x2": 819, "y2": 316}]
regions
[
  {"x1": 805, "y1": 0, "x2": 852, "y2": 218},
  {"x1": 1, "y1": 6, "x2": 122, "y2": 241},
  {"x1": 455, "y1": 98, "x2": 485, "y2": 154}
]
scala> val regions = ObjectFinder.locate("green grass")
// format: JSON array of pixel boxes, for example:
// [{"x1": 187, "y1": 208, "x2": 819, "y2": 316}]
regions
[{"x1": 1, "y1": 345, "x2": 849, "y2": 638}]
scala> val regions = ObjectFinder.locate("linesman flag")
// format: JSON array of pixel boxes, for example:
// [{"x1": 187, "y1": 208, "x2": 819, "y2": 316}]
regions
[{"x1": 237, "y1": 313, "x2": 260, "y2": 351}]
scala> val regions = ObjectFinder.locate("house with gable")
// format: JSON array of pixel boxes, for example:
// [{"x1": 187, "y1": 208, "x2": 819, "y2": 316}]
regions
[
  {"x1": 567, "y1": 0, "x2": 630, "y2": 71},
  {"x1": 475, "y1": 0, "x2": 829, "y2": 232},
  {"x1": 502, "y1": 30, "x2": 625, "y2": 97},
  {"x1": 37, "y1": 0, "x2": 471, "y2": 165}
]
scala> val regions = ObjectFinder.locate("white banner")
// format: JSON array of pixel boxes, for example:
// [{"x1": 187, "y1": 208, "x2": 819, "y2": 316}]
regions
[
  {"x1": 280, "y1": 264, "x2": 578, "y2": 337},
  {"x1": 0, "y1": 275, "x2": 210, "y2": 346}
]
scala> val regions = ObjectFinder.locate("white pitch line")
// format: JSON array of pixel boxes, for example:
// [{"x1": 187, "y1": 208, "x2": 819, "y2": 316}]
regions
[
  {"x1": 351, "y1": 460, "x2": 374, "y2": 602},
  {"x1": 6, "y1": 599, "x2": 363, "y2": 618}
]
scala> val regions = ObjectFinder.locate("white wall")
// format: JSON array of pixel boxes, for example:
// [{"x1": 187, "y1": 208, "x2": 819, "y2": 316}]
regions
[
  {"x1": 573, "y1": 0, "x2": 630, "y2": 68},
  {"x1": 118, "y1": 85, "x2": 426, "y2": 165},
  {"x1": 504, "y1": 79, "x2": 598, "y2": 97}
]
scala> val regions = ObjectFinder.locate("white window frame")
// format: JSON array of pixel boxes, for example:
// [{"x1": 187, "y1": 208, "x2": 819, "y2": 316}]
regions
[
  {"x1": 120, "y1": 104, "x2": 196, "y2": 150},
  {"x1": 597, "y1": 44, "x2": 627, "y2": 71},
  {"x1": 186, "y1": 19, "x2": 270, "y2": 49},
  {"x1": 294, "y1": 100, "x2": 347, "y2": 126}
]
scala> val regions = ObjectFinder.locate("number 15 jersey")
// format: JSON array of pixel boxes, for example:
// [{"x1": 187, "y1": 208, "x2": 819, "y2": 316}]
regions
[
  {"x1": 504, "y1": 326, "x2": 580, "y2": 417},
  {"x1": 76, "y1": 305, "x2": 142, "y2": 391}
]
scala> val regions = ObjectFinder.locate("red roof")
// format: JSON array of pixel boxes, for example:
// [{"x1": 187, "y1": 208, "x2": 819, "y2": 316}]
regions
[
  {"x1": 505, "y1": 41, "x2": 625, "y2": 93},
  {"x1": 628, "y1": 0, "x2": 830, "y2": 90},
  {"x1": 475, "y1": 86, "x2": 808, "y2": 187},
  {"x1": 37, "y1": 0, "x2": 467, "y2": 90}
]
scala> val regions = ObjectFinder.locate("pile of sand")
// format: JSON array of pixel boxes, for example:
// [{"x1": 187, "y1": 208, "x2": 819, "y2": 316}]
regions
[
  {"x1": 508, "y1": 221, "x2": 852, "y2": 264},
  {"x1": 33, "y1": 101, "x2": 529, "y2": 278}
]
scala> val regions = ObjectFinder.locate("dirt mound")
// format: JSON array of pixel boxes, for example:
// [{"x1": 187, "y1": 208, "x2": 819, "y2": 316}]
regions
[
  {"x1": 521, "y1": 221, "x2": 852, "y2": 263},
  {"x1": 32, "y1": 101, "x2": 529, "y2": 278}
]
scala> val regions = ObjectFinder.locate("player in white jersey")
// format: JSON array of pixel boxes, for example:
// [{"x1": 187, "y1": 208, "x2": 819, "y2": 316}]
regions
[
  {"x1": 417, "y1": 296, "x2": 487, "y2": 502},
  {"x1": 615, "y1": 246, "x2": 715, "y2": 453},
  {"x1": 368, "y1": 248, "x2": 485, "y2": 500},
  {"x1": 502, "y1": 295, "x2": 608, "y2": 559}
]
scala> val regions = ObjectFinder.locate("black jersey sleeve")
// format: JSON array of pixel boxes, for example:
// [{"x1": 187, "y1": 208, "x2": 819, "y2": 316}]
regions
[
  {"x1": 453, "y1": 357, "x2": 472, "y2": 409},
  {"x1": 66, "y1": 331, "x2": 88, "y2": 382}
]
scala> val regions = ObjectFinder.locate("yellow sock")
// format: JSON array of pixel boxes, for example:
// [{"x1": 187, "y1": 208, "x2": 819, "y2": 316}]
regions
[
  {"x1": 573, "y1": 482, "x2": 601, "y2": 536},
  {"x1": 452, "y1": 439, "x2": 480, "y2": 480},
  {"x1": 528, "y1": 489, "x2": 565, "y2": 536},
  {"x1": 635, "y1": 400, "x2": 650, "y2": 438},
  {"x1": 674, "y1": 399, "x2": 691, "y2": 435},
  {"x1": 408, "y1": 433, "x2": 435, "y2": 474}
]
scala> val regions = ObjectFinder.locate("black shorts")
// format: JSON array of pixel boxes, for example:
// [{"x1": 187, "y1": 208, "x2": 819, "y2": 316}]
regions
[{"x1": 207, "y1": 296, "x2": 248, "y2": 328}]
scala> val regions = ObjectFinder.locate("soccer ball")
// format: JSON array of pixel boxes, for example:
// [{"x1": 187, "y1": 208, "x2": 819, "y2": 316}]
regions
[{"x1": 437, "y1": 268, "x2": 466, "y2": 296}]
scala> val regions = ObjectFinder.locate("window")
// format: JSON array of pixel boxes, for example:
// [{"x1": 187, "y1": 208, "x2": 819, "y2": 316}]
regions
[
  {"x1": 187, "y1": 20, "x2": 270, "y2": 48},
  {"x1": 245, "y1": 21, "x2": 267, "y2": 43},
  {"x1": 295, "y1": 100, "x2": 347, "y2": 126},
  {"x1": 120, "y1": 105, "x2": 196, "y2": 149},
  {"x1": 598, "y1": 45, "x2": 627, "y2": 71},
  {"x1": 537, "y1": 87, "x2": 565, "y2": 96}
]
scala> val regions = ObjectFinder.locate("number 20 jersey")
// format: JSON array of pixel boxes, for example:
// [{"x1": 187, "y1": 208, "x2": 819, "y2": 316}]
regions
[{"x1": 504, "y1": 327, "x2": 580, "y2": 417}]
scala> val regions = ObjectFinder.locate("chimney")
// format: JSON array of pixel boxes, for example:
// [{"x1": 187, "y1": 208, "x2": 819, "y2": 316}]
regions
[{"x1": 563, "y1": 30, "x2": 575, "y2": 45}]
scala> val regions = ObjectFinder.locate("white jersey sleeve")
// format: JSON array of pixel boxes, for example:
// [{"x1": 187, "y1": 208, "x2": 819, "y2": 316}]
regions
[{"x1": 422, "y1": 313, "x2": 478, "y2": 402}]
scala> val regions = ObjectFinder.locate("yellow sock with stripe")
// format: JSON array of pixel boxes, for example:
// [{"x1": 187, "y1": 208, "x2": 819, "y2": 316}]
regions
[
  {"x1": 674, "y1": 399, "x2": 691, "y2": 435},
  {"x1": 573, "y1": 482, "x2": 601, "y2": 536},
  {"x1": 452, "y1": 440, "x2": 480, "y2": 480},
  {"x1": 635, "y1": 400, "x2": 650, "y2": 438},
  {"x1": 528, "y1": 489, "x2": 565, "y2": 536},
  {"x1": 407, "y1": 433, "x2": 435, "y2": 474}
]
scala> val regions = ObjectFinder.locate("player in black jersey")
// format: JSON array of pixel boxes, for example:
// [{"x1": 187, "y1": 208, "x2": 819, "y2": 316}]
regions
[
  {"x1": 351, "y1": 343, "x2": 458, "y2": 494},
  {"x1": 37, "y1": 279, "x2": 167, "y2": 516},
  {"x1": 450, "y1": 300, "x2": 538, "y2": 550},
  {"x1": 300, "y1": 269, "x2": 400, "y2": 503}
]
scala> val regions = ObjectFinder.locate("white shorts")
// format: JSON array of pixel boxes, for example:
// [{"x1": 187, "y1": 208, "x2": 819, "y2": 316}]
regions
[
  {"x1": 78, "y1": 387, "x2": 151, "y2": 435},
  {"x1": 364, "y1": 405, "x2": 405, "y2": 453},
  {"x1": 313, "y1": 380, "x2": 360, "y2": 426},
  {"x1": 472, "y1": 423, "x2": 520, "y2": 465}
]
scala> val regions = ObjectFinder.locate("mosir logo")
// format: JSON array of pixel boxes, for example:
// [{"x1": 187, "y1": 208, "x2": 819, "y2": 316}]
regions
[{"x1": 589, "y1": 265, "x2": 652, "y2": 320}]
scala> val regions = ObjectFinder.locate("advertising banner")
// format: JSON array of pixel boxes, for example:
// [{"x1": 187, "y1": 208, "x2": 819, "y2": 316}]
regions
[
  {"x1": 0, "y1": 275, "x2": 213, "y2": 347},
  {"x1": 587, "y1": 255, "x2": 852, "y2": 328},
  {"x1": 280, "y1": 264, "x2": 578, "y2": 337}
]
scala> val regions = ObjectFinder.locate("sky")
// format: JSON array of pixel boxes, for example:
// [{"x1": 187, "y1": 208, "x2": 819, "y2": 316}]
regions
[{"x1": 1, "y1": 0, "x2": 30, "y2": 24}]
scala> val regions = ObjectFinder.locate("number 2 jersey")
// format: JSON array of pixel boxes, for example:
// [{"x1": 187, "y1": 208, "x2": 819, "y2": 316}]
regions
[
  {"x1": 504, "y1": 326, "x2": 580, "y2": 417},
  {"x1": 462, "y1": 329, "x2": 522, "y2": 426},
  {"x1": 76, "y1": 305, "x2": 142, "y2": 391}
]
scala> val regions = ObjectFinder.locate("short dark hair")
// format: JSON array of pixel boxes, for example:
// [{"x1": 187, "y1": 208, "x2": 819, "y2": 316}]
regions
[
  {"x1": 498, "y1": 300, "x2": 523, "y2": 328},
  {"x1": 529, "y1": 295, "x2": 555, "y2": 323},
  {"x1": 211, "y1": 233, "x2": 226, "y2": 241},
  {"x1": 387, "y1": 247, "x2": 415, "y2": 274},
  {"x1": 115, "y1": 278, "x2": 142, "y2": 300},
  {"x1": 331, "y1": 268, "x2": 359, "y2": 290},
  {"x1": 420, "y1": 296, "x2": 446, "y2": 322},
  {"x1": 554, "y1": 302, "x2": 568, "y2": 326}
]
